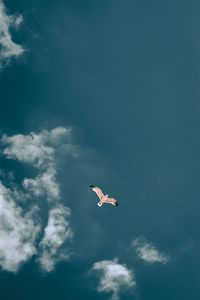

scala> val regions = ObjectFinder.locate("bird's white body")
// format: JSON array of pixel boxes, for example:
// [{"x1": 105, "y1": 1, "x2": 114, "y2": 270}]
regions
[
  {"x1": 98, "y1": 194, "x2": 108, "y2": 206},
  {"x1": 90, "y1": 186, "x2": 119, "y2": 207}
]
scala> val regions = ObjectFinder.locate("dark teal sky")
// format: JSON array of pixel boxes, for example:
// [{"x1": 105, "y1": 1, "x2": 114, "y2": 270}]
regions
[{"x1": 0, "y1": 0, "x2": 199, "y2": 299}]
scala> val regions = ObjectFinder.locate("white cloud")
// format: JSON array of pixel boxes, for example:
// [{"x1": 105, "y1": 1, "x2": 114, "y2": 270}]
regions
[
  {"x1": 1, "y1": 127, "x2": 71, "y2": 202},
  {"x1": 132, "y1": 237, "x2": 170, "y2": 264},
  {"x1": 0, "y1": 127, "x2": 75, "y2": 273},
  {"x1": 91, "y1": 258, "x2": 135, "y2": 300},
  {"x1": 23, "y1": 167, "x2": 60, "y2": 201},
  {"x1": 1, "y1": 127, "x2": 69, "y2": 169},
  {"x1": 0, "y1": 0, "x2": 24, "y2": 66},
  {"x1": 38, "y1": 205, "x2": 73, "y2": 272},
  {"x1": 0, "y1": 181, "x2": 40, "y2": 272},
  {"x1": 12, "y1": 14, "x2": 23, "y2": 29}
]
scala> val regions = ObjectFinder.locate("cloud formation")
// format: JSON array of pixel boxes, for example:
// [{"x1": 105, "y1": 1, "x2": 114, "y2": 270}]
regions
[
  {"x1": 38, "y1": 205, "x2": 73, "y2": 272},
  {"x1": 0, "y1": 127, "x2": 75, "y2": 273},
  {"x1": 2, "y1": 127, "x2": 70, "y2": 202},
  {"x1": 23, "y1": 167, "x2": 60, "y2": 201},
  {"x1": 132, "y1": 237, "x2": 170, "y2": 264},
  {"x1": 91, "y1": 258, "x2": 135, "y2": 300},
  {"x1": 0, "y1": 0, "x2": 24, "y2": 67},
  {"x1": 0, "y1": 182, "x2": 40, "y2": 272},
  {"x1": 2, "y1": 127, "x2": 69, "y2": 169}
]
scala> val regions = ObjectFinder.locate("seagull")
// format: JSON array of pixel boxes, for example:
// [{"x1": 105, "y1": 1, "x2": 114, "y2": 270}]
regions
[{"x1": 90, "y1": 185, "x2": 119, "y2": 207}]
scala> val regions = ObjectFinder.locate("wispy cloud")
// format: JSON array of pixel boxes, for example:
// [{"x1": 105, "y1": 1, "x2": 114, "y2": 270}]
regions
[
  {"x1": 1, "y1": 127, "x2": 69, "y2": 169},
  {"x1": 38, "y1": 205, "x2": 73, "y2": 272},
  {"x1": 23, "y1": 167, "x2": 60, "y2": 201},
  {"x1": 0, "y1": 127, "x2": 75, "y2": 272},
  {"x1": 0, "y1": 0, "x2": 24, "y2": 67},
  {"x1": 0, "y1": 182, "x2": 40, "y2": 272},
  {"x1": 2, "y1": 127, "x2": 71, "y2": 202},
  {"x1": 132, "y1": 237, "x2": 170, "y2": 264},
  {"x1": 91, "y1": 258, "x2": 136, "y2": 300}
]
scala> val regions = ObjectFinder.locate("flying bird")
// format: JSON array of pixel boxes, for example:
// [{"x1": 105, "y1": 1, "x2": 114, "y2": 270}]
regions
[{"x1": 90, "y1": 185, "x2": 119, "y2": 207}]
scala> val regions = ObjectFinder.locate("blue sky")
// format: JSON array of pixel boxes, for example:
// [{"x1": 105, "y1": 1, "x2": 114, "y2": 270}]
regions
[{"x1": 0, "y1": 0, "x2": 199, "y2": 299}]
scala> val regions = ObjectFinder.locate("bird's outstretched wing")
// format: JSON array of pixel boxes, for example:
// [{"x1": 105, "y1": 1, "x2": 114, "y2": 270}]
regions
[
  {"x1": 107, "y1": 197, "x2": 119, "y2": 206},
  {"x1": 90, "y1": 185, "x2": 105, "y2": 200}
]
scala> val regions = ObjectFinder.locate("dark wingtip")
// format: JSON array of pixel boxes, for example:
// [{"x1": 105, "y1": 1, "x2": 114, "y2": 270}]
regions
[
  {"x1": 90, "y1": 185, "x2": 95, "y2": 188},
  {"x1": 115, "y1": 202, "x2": 119, "y2": 206}
]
